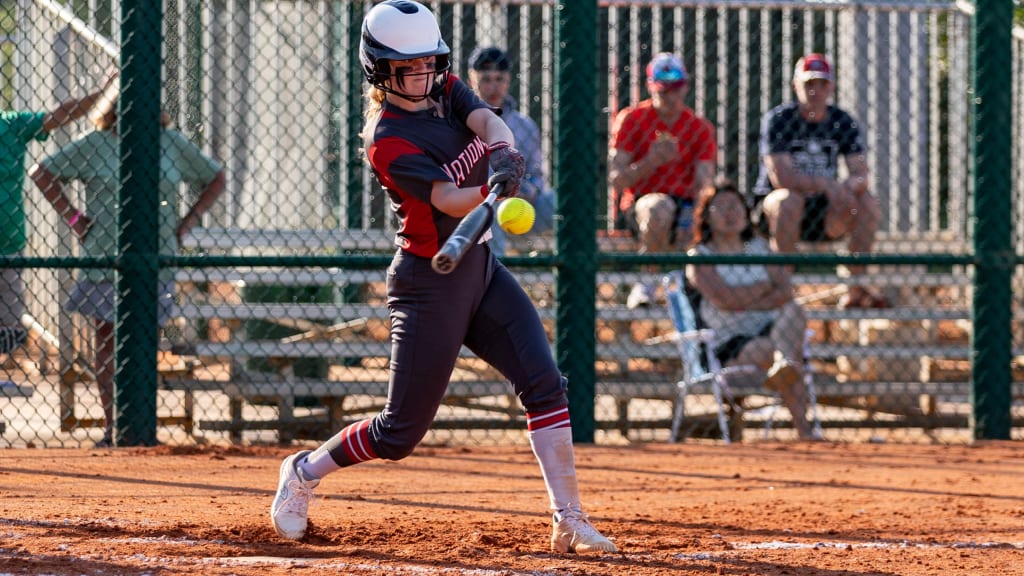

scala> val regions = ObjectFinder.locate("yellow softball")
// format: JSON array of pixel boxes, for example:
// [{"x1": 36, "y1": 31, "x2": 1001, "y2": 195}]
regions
[{"x1": 496, "y1": 197, "x2": 535, "y2": 235}]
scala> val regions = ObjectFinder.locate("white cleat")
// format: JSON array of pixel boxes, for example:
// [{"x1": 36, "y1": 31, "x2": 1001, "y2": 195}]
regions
[
  {"x1": 551, "y1": 506, "x2": 617, "y2": 554},
  {"x1": 270, "y1": 450, "x2": 319, "y2": 540}
]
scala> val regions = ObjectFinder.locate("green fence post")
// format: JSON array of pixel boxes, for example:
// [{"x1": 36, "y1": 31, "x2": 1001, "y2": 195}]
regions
[
  {"x1": 115, "y1": 0, "x2": 163, "y2": 446},
  {"x1": 970, "y1": 0, "x2": 1013, "y2": 440},
  {"x1": 344, "y1": 0, "x2": 365, "y2": 229},
  {"x1": 555, "y1": 1, "x2": 599, "y2": 443}
]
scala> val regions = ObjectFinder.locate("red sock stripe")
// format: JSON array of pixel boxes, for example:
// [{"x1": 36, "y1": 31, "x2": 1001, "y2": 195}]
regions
[
  {"x1": 341, "y1": 419, "x2": 378, "y2": 463},
  {"x1": 526, "y1": 406, "x2": 571, "y2": 432}
]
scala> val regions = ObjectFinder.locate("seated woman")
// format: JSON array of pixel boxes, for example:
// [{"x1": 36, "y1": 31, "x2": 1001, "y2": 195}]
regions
[{"x1": 685, "y1": 178, "x2": 814, "y2": 440}]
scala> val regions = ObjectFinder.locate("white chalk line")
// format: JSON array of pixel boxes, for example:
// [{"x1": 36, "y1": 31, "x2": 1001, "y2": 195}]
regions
[{"x1": 5, "y1": 536, "x2": 1023, "y2": 576}]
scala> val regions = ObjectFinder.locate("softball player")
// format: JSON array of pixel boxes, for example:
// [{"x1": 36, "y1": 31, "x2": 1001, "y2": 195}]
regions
[{"x1": 271, "y1": 0, "x2": 616, "y2": 554}]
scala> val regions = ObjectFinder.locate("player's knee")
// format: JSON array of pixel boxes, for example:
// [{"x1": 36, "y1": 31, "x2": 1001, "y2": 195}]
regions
[
  {"x1": 520, "y1": 372, "x2": 568, "y2": 413},
  {"x1": 373, "y1": 438, "x2": 418, "y2": 461},
  {"x1": 371, "y1": 423, "x2": 429, "y2": 461}
]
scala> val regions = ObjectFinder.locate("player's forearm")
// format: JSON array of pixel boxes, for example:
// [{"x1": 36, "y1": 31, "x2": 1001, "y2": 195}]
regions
[
  {"x1": 181, "y1": 171, "x2": 227, "y2": 230},
  {"x1": 42, "y1": 90, "x2": 105, "y2": 132},
  {"x1": 30, "y1": 166, "x2": 77, "y2": 223},
  {"x1": 432, "y1": 181, "x2": 490, "y2": 217}
]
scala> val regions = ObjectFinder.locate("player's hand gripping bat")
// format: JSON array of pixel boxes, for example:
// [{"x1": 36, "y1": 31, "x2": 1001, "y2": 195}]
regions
[{"x1": 431, "y1": 182, "x2": 504, "y2": 274}]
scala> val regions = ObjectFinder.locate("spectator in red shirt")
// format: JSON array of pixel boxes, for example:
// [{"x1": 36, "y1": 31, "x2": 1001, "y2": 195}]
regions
[{"x1": 609, "y1": 53, "x2": 717, "y2": 308}]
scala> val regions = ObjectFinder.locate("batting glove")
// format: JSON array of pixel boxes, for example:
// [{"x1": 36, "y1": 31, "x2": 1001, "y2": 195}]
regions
[
  {"x1": 488, "y1": 142, "x2": 525, "y2": 176},
  {"x1": 487, "y1": 170, "x2": 520, "y2": 198}
]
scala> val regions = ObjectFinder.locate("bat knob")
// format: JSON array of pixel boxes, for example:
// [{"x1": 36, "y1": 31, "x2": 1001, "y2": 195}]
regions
[{"x1": 431, "y1": 253, "x2": 455, "y2": 274}]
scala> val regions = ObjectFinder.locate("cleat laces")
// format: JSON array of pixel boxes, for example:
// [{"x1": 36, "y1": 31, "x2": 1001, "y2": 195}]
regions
[
  {"x1": 553, "y1": 505, "x2": 617, "y2": 553},
  {"x1": 281, "y1": 476, "x2": 318, "y2": 516}
]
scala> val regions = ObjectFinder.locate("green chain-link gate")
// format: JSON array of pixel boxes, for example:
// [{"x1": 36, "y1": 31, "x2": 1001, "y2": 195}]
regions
[{"x1": 0, "y1": 0, "x2": 1020, "y2": 448}]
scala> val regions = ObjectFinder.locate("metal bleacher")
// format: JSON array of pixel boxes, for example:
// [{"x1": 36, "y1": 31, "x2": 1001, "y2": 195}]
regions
[{"x1": 145, "y1": 225, "x2": 1000, "y2": 443}]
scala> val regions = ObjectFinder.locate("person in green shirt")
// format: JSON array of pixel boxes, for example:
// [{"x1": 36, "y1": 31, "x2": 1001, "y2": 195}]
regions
[
  {"x1": 0, "y1": 72, "x2": 117, "y2": 357},
  {"x1": 30, "y1": 86, "x2": 226, "y2": 447}
]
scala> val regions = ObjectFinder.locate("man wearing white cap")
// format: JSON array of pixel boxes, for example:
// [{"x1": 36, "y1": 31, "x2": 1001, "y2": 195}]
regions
[{"x1": 753, "y1": 53, "x2": 886, "y2": 309}]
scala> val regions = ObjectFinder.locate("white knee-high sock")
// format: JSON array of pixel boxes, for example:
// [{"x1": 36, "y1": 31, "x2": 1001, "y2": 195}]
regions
[
  {"x1": 528, "y1": 407, "x2": 581, "y2": 512},
  {"x1": 299, "y1": 445, "x2": 342, "y2": 480}
]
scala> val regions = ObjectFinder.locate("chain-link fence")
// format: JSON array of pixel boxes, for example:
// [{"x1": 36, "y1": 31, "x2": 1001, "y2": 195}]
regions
[{"x1": 0, "y1": 0, "x2": 1020, "y2": 448}]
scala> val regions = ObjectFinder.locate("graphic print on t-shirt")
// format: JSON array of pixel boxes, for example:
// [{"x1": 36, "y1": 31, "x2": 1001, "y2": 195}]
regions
[{"x1": 787, "y1": 138, "x2": 839, "y2": 179}]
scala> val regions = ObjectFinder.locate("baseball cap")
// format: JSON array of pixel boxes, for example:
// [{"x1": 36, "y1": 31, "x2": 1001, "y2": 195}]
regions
[
  {"x1": 793, "y1": 53, "x2": 834, "y2": 83},
  {"x1": 468, "y1": 46, "x2": 510, "y2": 71},
  {"x1": 645, "y1": 53, "x2": 688, "y2": 92}
]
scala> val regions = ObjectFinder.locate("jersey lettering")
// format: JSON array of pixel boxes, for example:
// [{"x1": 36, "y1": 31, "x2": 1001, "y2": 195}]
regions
[{"x1": 440, "y1": 136, "x2": 487, "y2": 186}]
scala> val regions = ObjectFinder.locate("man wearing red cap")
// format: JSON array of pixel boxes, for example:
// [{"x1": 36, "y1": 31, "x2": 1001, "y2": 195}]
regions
[
  {"x1": 609, "y1": 53, "x2": 717, "y2": 308},
  {"x1": 754, "y1": 53, "x2": 886, "y2": 309}
]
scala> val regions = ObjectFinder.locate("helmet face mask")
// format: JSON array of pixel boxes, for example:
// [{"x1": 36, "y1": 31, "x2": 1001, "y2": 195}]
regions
[
  {"x1": 388, "y1": 57, "x2": 446, "y2": 99},
  {"x1": 360, "y1": 0, "x2": 451, "y2": 101}
]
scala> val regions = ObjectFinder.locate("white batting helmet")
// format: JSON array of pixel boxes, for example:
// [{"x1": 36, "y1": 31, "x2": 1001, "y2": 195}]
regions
[{"x1": 359, "y1": 0, "x2": 451, "y2": 98}]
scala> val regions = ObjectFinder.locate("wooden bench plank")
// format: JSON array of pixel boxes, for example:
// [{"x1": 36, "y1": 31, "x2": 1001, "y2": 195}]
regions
[
  {"x1": 175, "y1": 302, "x2": 385, "y2": 321},
  {"x1": 181, "y1": 228, "x2": 641, "y2": 254},
  {"x1": 183, "y1": 227, "x2": 967, "y2": 257},
  {"x1": 598, "y1": 379, "x2": 1024, "y2": 399},
  {"x1": 175, "y1": 267, "x2": 385, "y2": 285},
  {"x1": 185, "y1": 339, "x2": 1002, "y2": 362},
  {"x1": 182, "y1": 228, "x2": 397, "y2": 251},
  {"x1": 174, "y1": 267, "x2": 969, "y2": 289},
  {"x1": 804, "y1": 308, "x2": 969, "y2": 321},
  {"x1": 164, "y1": 376, "x2": 509, "y2": 399},
  {"x1": 164, "y1": 374, "x2": 1021, "y2": 403},
  {"x1": 173, "y1": 301, "x2": 969, "y2": 324}
]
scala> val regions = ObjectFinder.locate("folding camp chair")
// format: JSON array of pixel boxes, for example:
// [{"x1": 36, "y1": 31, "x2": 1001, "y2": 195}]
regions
[{"x1": 661, "y1": 271, "x2": 821, "y2": 443}]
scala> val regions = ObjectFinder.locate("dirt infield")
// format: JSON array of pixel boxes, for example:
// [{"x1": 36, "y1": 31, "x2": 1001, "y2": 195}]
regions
[{"x1": 1, "y1": 441, "x2": 1022, "y2": 576}]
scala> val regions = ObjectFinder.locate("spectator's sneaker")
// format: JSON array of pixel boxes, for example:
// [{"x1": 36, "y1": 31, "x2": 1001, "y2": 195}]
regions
[
  {"x1": 626, "y1": 283, "x2": 652, "y2": 309},
  {"x1": 0, "y1": 326, "x2": 27, "y2": 355},
  {"x1": 271, "y1": 450, "x2": 319, "y2": 540},
  {"x1": 764, "y1": 359, "x2": 800, "y2": 393},
  {"x1": 551, "y1": 506, "x2": 617, "y2": 554}
]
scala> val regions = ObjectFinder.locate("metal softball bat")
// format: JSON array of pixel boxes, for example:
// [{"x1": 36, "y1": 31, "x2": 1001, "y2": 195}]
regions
[{"x1": 431, "y1": 183, "x2": 503, "y2": 274}]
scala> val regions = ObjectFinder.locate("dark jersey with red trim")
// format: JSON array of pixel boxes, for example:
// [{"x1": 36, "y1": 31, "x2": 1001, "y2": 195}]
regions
[{"x1": 365, "y1": 74, "x2": 490, "y2": 258}]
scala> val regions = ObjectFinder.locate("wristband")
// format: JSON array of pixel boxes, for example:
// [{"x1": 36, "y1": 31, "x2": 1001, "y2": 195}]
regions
[
  {"x1": 487, "y1": 141, "x2": 510, "y2": 152},
  {"x1": 479, "y1": 184, "x2": 489, "y2": 198},
  {"x1": 68, "y1": 210, "x2": 81, "y2": 227}
]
